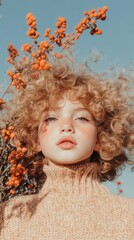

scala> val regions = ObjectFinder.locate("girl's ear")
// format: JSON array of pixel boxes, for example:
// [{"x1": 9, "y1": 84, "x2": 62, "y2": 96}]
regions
[
  {"x1": 94, "y1": 137, "x2": 101, "y2": 152},
  {"x1": 94, "y1": 143, "x2": 101, "y2": 152},
  {"x1": 36, "y1": 142, "x2": 41, "y2": 152}
]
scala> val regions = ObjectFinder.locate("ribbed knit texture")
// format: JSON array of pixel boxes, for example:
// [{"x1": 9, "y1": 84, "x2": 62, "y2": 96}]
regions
[{"x1": 0, "y1": 162, "x2": 134, "y2": 240}]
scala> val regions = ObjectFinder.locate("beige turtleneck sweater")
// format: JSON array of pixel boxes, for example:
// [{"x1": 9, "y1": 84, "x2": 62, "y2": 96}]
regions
[{"x1": 0, "y1": 162, "x2": 134, "y2": 240}]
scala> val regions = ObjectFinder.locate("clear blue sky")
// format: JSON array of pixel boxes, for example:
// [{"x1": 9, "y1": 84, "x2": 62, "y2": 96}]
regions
[{"x1": 0, "y1": 0, "x2": 134, "y2": 198}]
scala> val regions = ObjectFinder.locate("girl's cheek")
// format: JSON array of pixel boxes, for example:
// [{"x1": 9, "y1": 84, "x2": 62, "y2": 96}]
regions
[
  {"x1": 45, "y1": 125, "x2": 55, "y2": 134},
  {"x1": 82, "y1": 127, "x2": 97, "y2": 139},
  {"x1": 38, "y1": 123, "x2": 48, "y2": 137}
]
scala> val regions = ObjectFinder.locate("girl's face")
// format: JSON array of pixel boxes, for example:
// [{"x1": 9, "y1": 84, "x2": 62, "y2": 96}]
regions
[{"x1": 38, "y1": 96, "x2": 99, "y2": 166}]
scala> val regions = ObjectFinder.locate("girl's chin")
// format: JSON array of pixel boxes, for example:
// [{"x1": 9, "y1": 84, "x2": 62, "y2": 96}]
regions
[{"x1": 47, "y1": 158, "x2": 90, "y2": 167}]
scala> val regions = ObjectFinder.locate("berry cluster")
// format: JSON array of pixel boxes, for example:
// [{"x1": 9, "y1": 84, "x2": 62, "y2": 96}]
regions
[
  {"x1": 1, "y1": 125, "x2": 16, "y2": 140},
  {"x1": 75, "y1": 6, "x2": 108, "y2": 37},
  {"x1": 3, "y1": 6, "x2": 108, "y2": 89},
  {"x1": 26, "y1": 13, "x2": 40, "y2": 39},
  {"x1": 7, "y1": 44, "x2": 19, "y2": 64},
  {"x1": 7, "y1": 70, "x2": 25, "y2": 89}
]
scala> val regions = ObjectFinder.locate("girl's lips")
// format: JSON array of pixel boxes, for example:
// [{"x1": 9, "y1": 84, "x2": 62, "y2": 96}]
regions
[
  {"x1": 56, "y1": 137, "x2": 77, "y2": 145},
  {"x1": 57, "y1": 141, "x2": 76, "y2": 149}
]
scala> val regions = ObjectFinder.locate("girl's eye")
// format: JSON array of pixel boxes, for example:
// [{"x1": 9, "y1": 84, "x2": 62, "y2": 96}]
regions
[
  {"x1": 76, "y1": 117, "x2": 89, "y2": 122},
  {"x1": 45, "y1": 117, "x2": 57, "y2": 122}
]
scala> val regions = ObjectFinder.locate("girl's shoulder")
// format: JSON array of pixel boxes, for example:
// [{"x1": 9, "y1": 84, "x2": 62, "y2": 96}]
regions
[
  {"x1": 0, "y1": 192, "x2": 38, "y2": 221},
  {"x1": 106, "y1": 193, "x2": 134, "y2": 217},
  {"x1": 110, "y1": 193, "x2": 134, "y2": 206}
]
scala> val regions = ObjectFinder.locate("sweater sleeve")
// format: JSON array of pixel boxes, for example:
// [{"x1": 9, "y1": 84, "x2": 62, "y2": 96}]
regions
[{"x1": 0, "y1": 194, "x2": 34, "y2": 239}]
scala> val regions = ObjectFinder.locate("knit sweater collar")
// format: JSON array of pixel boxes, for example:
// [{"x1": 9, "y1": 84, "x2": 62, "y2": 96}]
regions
[{"x1": 41, "y1": 162, "x2": 110, "y2": 197}]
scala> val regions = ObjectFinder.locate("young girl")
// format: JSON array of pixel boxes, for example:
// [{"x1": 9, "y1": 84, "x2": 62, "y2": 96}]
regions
[{"x1": 0, "y1": 58, "x2": 134, "y2": 240}]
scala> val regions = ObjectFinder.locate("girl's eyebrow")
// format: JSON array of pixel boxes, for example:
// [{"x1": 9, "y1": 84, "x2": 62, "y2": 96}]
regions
[
  {"x1": 47, "y1": 107, "x2": 94, "y2": 119},
  {"x1": 49, "y1": 107, "x2": 89, "y2": 112}
]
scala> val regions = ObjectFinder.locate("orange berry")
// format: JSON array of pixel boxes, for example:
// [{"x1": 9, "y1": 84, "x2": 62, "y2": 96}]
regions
[
  {"x1": 84, "y1": 11, "x2": 88, "y2": 15},
  {"x1": 43, "y1": 41, "x2": 49, "y2": 48},
  {"x1": 10, "y1": 189, "x2": 15, "y2": 194},
  {"x1": 100, "y1": 14, "x2": 106, "y2": 21},
  {"x1": 52, "y1": 52, "x2": 56, "y2": 57},
  {"x1": 116, "y1": 181, "x2": 122, "y2": 185},
  {"x1": 26, "y1": 12, "x2": 33, "y2": 20},
  {"x1": 0, "y1": 98, "x2": 5, "y2": 104},
  {"x1": 90, "y1": 9, "x2": 95, "y2": 14},
  {"x1": 56, "y1": 53, "x2": 62, "y2": 59},
  {"x1": 21, "y1": 147, "x2": 27, "y2": 153},
  {"x1": 31, "y1": 52, "x2": 36, "y2": 57},
  {"x1": 45, "y1": 28, "x2": 51, "y2": 33},
  {"x1": 14, "y1": 179, "x2": 20, "y2": 186},
  {"x1": 44, "y1": 32, "x2": 49, "y2": 37},
  {"x1": 11, "y1": 81, "x2": 16, "y2": 86},
  {"x1": 28, "y1": 183, "x2": 34, "y2": 189},
  {"x1": 59, "y1": 17, "x2": 66, "y2": 23},
  {"x1": 8, "y1": 126, "x2": 14, "y2": 131},
  {"x1": 10, "y1": 132, "x2": 16, "y2": 138},
  {"x1": 21, "y1": 43, "x2": 31, "y2": 52},
  {"x1": 103, "y1": 6, "x2": 108, "y2": 12},
  {"x1": 44, "y1": 63, "x2": 51, "y2": 70},
  {"x1": 30, "y1": 16, "x2": 36, "y2": 22},
  {"x1": 1, "y1": 129, "x2": 6, "y2": 134},
  {"x1": 56, "y1": 21, "x2": 61, "y2": 28},
  {"x1": 32, "y1": 64, "x2": 39, "y2": 70},
  {"x1": 49, "y1": 45, "x2": 54, "y2": 50},
  {"x1": 4, "y1": 136, "x2": 9, "y2": 140},
  {"x1": 37, "y1": 56, "x2": 41, "y2": 61},
  {"x1": 7, "y1": 70, "x2": 14, "y2": 78},
  {"x1": 71, "y1": 36, "x2": 75, "y2": 40},
  {"x1": 31, "y1": 21, "x2": 36, "y2": 28},
  {"x1": 39, "y1": 60, "x2": 46, "y2": 67},
  {"x1": 95, "y1": 29, "x2": 102, "y2": 35},
  {"x1": 10, "y1": 160, "x2": 16, "y2": 164},
  {"x1": 98, "y1": 7, "x2": 101, "y2": 12},
  {"x1": 92, "y1": 19, "x2": 96, "y2": 24},
  {"x1": 49, "y1": 34, "x2": 55, "y2": 40}
]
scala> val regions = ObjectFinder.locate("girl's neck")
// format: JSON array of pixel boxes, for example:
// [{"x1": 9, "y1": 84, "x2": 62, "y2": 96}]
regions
[
  {"x1": 46, "y1": 158, "x2": 91, "y2": 168},
  {"x1": 40, "y1": 161, "x2": 109, "y2": 198}
]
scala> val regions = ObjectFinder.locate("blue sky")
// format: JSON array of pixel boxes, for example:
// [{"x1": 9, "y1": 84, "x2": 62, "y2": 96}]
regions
[{"x1": 0, "y1": 0, "x2": 134, "y2": 197}]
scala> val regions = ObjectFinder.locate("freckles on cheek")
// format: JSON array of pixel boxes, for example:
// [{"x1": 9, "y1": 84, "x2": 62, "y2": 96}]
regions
[
  {"x1": 45, "y1": 126, "x2": 55, "y2": 135},
  {"x1": 41, "y1": 126, "x2": 55, "y2": 142}
]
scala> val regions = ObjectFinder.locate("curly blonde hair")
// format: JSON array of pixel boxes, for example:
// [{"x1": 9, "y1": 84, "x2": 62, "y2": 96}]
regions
[{"x1": 3, "y1": 57, "x2": 134, "y2": 182}]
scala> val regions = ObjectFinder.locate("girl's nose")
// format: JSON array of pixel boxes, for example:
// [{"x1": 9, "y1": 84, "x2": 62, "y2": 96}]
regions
[{"x1": 59, "y1": 121, "x2": 75, "y2": 133}]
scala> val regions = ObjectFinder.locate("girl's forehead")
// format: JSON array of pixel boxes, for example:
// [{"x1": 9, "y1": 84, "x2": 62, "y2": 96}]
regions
[{"x1": 49, "y1": 96, "x2": 87, "y2": 111}]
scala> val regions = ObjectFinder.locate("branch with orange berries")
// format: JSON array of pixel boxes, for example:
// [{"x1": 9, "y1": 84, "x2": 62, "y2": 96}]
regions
[
  {"x1": 0, "y1": 6, "x2": 108, "y2": 202},
  {"x1": 0, "y1": 5, "x2": 108, "y2": 101},
  {"x1": 0, "y1": 128, "x2": 45, "y2": 202}
]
